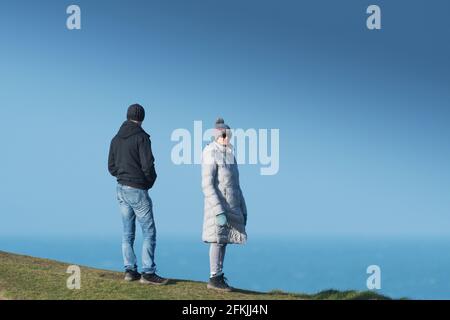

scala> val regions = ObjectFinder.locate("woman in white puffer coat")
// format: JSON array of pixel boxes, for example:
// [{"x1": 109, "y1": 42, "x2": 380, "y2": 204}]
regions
[{"x1": 201, "y1": 118, "x2": 247, "y2": 292}]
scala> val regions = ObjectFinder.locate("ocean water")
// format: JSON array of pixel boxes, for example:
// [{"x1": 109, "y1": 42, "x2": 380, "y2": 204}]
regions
[{"x1": 1, "y1": 235, "x2": 449, "y2": 300}]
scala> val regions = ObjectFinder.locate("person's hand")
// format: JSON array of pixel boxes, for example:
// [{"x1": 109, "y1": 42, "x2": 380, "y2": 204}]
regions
[{"x1": 216, "y1": 213, "x2": 227, "y2": 226}]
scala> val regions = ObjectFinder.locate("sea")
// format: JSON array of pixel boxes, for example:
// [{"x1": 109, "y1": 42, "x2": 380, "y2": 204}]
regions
[{"x1": 1, "y1": 235, "x2": 449, "y2": 300}]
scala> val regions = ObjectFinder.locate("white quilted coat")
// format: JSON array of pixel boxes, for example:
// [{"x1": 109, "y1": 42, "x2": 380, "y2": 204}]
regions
[{"x1": 201, "y1": 141, "x2": 247, "y2": 244}]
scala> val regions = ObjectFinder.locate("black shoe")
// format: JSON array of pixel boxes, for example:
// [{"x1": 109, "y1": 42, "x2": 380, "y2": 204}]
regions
[
  {"x1": 124, "y1": 270, "x2": 141, "y2": 282},
  {"x1": 207, "y1": 274, "x2": 232, "y2": 292},
  {"x1": 140, "y1": 272, "x2": 169, "y2": 285}
]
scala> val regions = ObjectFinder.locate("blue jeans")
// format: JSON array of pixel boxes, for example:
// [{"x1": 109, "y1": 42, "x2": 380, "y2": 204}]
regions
[{"x1": 117, "y1": 183, "x2": 157, "y2": 274}]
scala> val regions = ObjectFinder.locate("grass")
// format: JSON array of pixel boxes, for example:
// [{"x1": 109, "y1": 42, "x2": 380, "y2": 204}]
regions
[{"x1": 0, "y1": 251, "x2": 390, "y2": 300}]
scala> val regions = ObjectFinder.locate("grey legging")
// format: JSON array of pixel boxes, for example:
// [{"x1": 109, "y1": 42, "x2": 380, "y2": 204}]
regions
[{"x1": 209, "y1": 243, "x2": 227, "y2": 277}]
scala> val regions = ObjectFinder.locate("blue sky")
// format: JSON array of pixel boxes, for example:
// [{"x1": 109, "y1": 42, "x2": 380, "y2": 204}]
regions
[{"x1": 0, "y1": 0, "x2": 449, "y2": 238}]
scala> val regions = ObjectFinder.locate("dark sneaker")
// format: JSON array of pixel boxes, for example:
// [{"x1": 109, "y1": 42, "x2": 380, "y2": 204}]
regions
[
  {"x1": 124, "y1": 270, "x2": 141, "y2": 282},
  {"x1": 140, "y1": 273, "x2": 169, "y2": 285},
  {"x1": 207, "y1": 274, "x2": 232, "y2": 292}
]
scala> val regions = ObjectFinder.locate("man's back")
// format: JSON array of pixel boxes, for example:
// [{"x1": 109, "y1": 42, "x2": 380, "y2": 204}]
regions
[
  {"x1": 108, "y1": 120, "x2": 157, "y2": 190},
  {"x1": 109, "y1": 104, "x2": 166, "y2": 283}
]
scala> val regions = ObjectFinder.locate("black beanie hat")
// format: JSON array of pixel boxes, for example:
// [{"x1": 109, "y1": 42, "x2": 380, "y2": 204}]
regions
[{"x1": 127, "y1": 104, "x2": 145, "y2": 122}]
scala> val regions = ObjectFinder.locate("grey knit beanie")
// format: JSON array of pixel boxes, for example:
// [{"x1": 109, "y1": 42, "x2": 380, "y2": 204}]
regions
[
  {"x1": 127, "y1": 104, "x2": 145, "y2": 122},
  {"x1": 214, "y1": 117, "x2": 231, "y2": 140}
]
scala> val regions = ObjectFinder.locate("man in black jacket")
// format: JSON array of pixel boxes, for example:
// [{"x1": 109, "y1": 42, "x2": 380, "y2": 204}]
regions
[{"x1": 108, "y1": 104, "x2": 168, "y2": 285}]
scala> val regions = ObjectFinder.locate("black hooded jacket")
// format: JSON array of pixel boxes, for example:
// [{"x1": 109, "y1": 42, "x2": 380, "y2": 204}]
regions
[{"x1": 108, "y1": 120, "x2": 157, "y2": 190}]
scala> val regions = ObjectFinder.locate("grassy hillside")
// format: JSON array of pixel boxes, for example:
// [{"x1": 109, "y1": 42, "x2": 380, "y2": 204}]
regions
[{"x1": 0, "y1": 251, "x2": 389, "y2": 300}]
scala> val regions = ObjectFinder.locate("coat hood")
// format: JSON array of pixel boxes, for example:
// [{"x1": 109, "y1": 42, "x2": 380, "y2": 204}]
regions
[{"x1": 117, "y1": 120, "x2": 149, "y2": 139}]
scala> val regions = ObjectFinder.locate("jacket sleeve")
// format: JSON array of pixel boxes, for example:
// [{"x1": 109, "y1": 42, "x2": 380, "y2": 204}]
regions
[
  {"x1": 108, "y1": 139, "x2": 118, "y2": 177},
  {"x1": 235, "y1": 162, "x2": 247, "y2": 218},
  {"x1": 240, "y1": 187, "x2": 247, "y2": 218},
  {"x1": 202, "y1": 148, "x2": 225, "y2": 216},
  {"x1": 138, "y1": 135, "x2": 157, "y2": 188}
]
